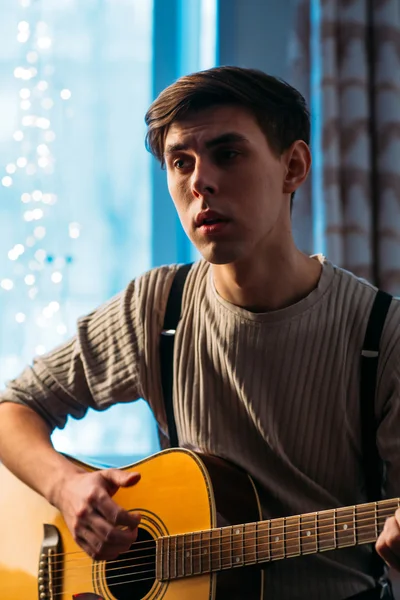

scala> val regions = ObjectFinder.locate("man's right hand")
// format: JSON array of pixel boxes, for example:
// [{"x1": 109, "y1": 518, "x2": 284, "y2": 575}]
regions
[{"x1": 52, "y1": 468, "x2": 141, "y2": 560}]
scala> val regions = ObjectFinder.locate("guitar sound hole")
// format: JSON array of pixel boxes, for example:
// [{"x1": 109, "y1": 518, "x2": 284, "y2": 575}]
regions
[{"x1": 105, "y1": 528, "x2": 156, "y2": 600}]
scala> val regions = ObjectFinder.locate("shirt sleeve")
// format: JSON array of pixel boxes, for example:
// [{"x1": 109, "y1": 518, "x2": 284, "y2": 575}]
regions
[{"x1": 0, "y1": 278, "x2": 145, "y2": 431}]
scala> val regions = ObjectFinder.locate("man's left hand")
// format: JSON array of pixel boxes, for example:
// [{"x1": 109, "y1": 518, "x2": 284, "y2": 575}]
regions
[{"x1": 376, "y1": 508, "x2": 400, "y2": 571}]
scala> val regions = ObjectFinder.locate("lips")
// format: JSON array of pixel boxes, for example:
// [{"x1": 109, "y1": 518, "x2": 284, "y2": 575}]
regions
[{"x1": 195, "y1": 210, "x2": 229, "y2": 227}]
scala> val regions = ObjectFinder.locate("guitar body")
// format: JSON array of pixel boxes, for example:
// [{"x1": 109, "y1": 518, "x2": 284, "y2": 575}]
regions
[{"x1": 0, "y1": 448, "x2": 263, "y2": 600}]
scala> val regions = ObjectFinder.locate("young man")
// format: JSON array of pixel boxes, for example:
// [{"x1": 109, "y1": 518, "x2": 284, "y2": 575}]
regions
[{"x1": 0, "y1": 66, "x2": 400, "y2": 600}]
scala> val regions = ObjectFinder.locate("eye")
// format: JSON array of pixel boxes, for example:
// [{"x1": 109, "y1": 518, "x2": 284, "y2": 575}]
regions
[
  {"x1": 217, "y1": 149, "x2": 240, "y2": 161},
  {"x1": 173, "y1": 158, "x2": 189, "y2": 170}
]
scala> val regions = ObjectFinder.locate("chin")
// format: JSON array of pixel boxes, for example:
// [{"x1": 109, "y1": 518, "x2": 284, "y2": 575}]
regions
[{"x1": 197, "y1": 244, "x2": 243, "y2": 266}]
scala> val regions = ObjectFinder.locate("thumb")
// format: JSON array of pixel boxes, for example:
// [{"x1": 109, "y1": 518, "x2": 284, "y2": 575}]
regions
[{"x1": 102, "y1": 469, "x2": 141, "y2": 492}]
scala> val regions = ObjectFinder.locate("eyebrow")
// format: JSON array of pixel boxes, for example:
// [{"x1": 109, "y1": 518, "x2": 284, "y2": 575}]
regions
[{"x1": 164, "y1": 132, "x2": 249, "y2": 155}]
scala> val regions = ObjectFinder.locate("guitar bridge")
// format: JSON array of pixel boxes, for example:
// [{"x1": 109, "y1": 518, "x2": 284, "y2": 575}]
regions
[{"x1": 38, "y1": 524, "x2": 62, "y2": 600}]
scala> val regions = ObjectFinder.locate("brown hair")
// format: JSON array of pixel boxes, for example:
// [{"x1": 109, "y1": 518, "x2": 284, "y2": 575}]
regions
[{"x1": 145, "y1": 65, "x2": 310, "y2": 168}]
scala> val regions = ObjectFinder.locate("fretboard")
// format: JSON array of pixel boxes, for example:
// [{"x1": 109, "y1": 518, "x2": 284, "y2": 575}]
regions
[{"x1": 156, "y1": 498, "x2": 400, "y2": 581}]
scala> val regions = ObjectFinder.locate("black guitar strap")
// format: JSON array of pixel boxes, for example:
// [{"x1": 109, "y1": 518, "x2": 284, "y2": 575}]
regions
[
  {"x1": 159, "y1": 263, "x2": 193, "y2": 448},
  {"x1": 360, "y1": 289, "x2": 393, "y2": 590}
]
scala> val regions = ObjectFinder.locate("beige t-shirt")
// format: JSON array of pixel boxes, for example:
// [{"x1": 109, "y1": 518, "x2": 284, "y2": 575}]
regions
[{"x1": 2, "y1": 258, "x2": 400, "y2": 599}]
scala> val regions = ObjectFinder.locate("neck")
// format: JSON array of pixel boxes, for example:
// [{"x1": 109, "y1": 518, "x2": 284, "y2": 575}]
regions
[
  {"x1": 211, "y1": 241, "x2": 323, "y2": 313},
  {"x1": 156, "y1": 498, "x2": 400, "y2": 581}
]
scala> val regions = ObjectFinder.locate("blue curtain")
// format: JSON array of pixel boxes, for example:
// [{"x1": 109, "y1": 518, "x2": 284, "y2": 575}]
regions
[
  {"x1": 0, "y1": 0, "x2": 217, "y2": 464},
  {"x1": 309, "y1": 0, "x2": 325, "y2": 257}
]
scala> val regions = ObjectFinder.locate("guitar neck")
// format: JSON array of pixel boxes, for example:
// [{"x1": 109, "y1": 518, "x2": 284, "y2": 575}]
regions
[{"x1": 156, "y1": 498, "x2": 400, "y2": 581}]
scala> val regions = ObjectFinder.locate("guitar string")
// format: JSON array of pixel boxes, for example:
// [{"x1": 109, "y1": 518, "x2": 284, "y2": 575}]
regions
[
  {"x1": 45, "y1": 506, "x2": 397, "y2": 573},
  {"x1": 3, "y1": 514, "x2": 392, "y2": 598},
  {"x1": 41, "y1": 516, "x2": 391, "y2": 600},
  {"x1": 56, "y1": 506, "x2": 395, "y2": 575},
  {"x1": 43, "y1": 563, "x2": 259, "y2": 600},
  {"x1": 46, "y1": 500, "x2": 400, "y2": 563},
  {"x1": 42, "y1": 511, "x2": 393, "y2": 582}
]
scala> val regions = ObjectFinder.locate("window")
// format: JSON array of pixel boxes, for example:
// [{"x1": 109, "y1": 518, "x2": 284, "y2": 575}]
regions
[{"x1": 0, "y1": 0, "x2": 217, "y2": 465}]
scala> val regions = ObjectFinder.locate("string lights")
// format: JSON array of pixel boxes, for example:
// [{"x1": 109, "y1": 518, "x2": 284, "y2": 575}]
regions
[
  {"x1": 1, "y1": 0, "x2": 162, "y2": 460},
  {"x1": 1, "y1": 0, "x2": 79, "y2": 375}
]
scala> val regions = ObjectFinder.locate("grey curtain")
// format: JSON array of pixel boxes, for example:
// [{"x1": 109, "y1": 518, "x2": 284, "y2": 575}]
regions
[{"x1": 290, "y1": 0, "x2": 400, "y2": 294}]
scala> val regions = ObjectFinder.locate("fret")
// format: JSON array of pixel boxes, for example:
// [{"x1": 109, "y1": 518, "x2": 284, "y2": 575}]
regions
[
  {"x1": 174, "y1": 535, "x2": 184, "y2": 578},
  {"x1": 220, "y1": 526, "x2": 233, "y2": 570},
  {"x1": 256, "y1": 522, "x2": 260, "y2": 563},
  {"x1": 187, "y1": 532, "x2": 194, "y2": 576},
  {"x1": 156, "y1": 537, "x2": 164, "y2": 581},
  {"x1": 256, "y1": 520, "x2": 270, "y2": 563},
  {"x1": 232, "y1": 525, "x2": 244, "y2": 567},
  {"x1": 317, "y1": 510, "x2": 335, "y2": 552},
  {"x1": 356, "y1": 502, "x2": 378, "y2": 544},
  {"x1": 336, "y1": 507, "x2": 355, "y2": 548},
  {"x1": 270, "y1": 517, "x2": 285, "y2": 560},
  {"x1": 353, "y1": 506, "x2": 357, "y2": 545},
  {"x1": 191, "y1": 532, "x2": 202, "y2": 575},
  {"x1": 300, "y1": 512, "x2": 317, "y2": 554},
  {"x1": 210, "y1": 527, "x2": 222, "y2": 572},
  {"x1": 375, "y1": 500, "x2": 394, "y2": 537},
  {"x1": 219, "y1": 528, "x2": 222, "y2": 570},
  {"x1": 230, "y1": 526, "x2": 233, "y2": 567},
  {"x1": 355, "y1": 504, "x2": 375, "y2": 545},
  {"x1": 284, "y1": 517, "x2": 287, "y2": 557},
  {"x1": 200, "y1": 530, "x2": 211, "y2": 574},
  {"x1": 285, "y1": 515, "x2": 300, "y2": 557},
  {"x1": 334, "y1": 509, "x2": 337, "y2": 548},
  {"x1": 182, "y1": 535, "x2": 185, "y2": 578},
  {"x1": 169, "y1": 535, "x2": 177, "y2": 579},
  {"x1": 164, "y1": 536, "x2": 170, "y2": 580},
  {"x1": 230, "y1": 526, "x2": 233, "y2": 568},
  {"x1": 243, "y1": 522, "x2": 257, "y2": 565},
  {"x1": 376, "y1": 500, "x2": 399, "y2": 537}
]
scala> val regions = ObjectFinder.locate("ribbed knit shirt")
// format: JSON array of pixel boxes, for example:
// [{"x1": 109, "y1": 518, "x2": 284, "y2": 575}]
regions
[{"x1": 2, "y1": 257, "x2": 400, "y2": 600}]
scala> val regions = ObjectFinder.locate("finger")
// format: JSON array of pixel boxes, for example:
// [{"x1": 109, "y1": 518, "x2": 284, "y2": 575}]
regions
[
  {"x1": 101, "y1": 469, "x2": 141, "y2": 494},
  {"x1": 89, "y1": 512, "x2": 139, "y2": 548},
  {"x1": 76, "y1": 531, "x2": 116, "y2": 561},
  {"x1": 76, "y1": 518, "x2": 139, "y2": 561},
  {"x1": 94, "y1": 492, "x2": 141, "y2": 529},
  {"x1": 376, "y1": 543, "x2": 400, "y2": 572},
  {"x1": 376, "y1": 517, "x2": 400, "y2": 570},
  {"x1": 76, "y1": 528, "x2": 103, "y2": 560}
]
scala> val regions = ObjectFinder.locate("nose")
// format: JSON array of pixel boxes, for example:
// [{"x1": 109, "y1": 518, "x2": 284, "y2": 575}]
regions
[{"x1": 191, "y1": 159, "x2": 219, "y2": 199}]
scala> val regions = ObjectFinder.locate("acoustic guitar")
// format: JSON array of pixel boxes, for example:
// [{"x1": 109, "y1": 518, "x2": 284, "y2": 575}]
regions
[{"x1": 0, "y1": 448, "x2": 397, "y2": 599}]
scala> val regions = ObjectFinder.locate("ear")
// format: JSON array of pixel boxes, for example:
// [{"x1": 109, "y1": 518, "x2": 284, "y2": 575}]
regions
[{"x1": 282, "y1": 140, "x2": 311, "y2": 194}]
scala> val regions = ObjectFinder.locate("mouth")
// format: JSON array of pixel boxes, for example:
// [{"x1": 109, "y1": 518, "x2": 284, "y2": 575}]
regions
[
  {"x1": 199, "y1": 217, "x2": 227, "y2": 226},
  {"x1": 195, "y1": 210, "x2": 230, "y2": 227},
  {"x1": 196, "y1": 219, "x2": 231, "y2": 236},
  {"x1": 194, "y1": 210, "x2": 232, "y2": 237}
]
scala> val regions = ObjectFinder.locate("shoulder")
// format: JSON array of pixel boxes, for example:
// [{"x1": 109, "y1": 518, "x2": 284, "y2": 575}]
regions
[
  {"x1": 131, "y1": 260, "x2": 209, "y2": 322},
  {"x1": 134, "y1": 259, "x2": 208, "y2": 297},
  {"x1": 331, "y1": 262, "x2": 378, "y2": 297},
  {"x1": 332, "y1": 262, "x2": 400, "y2": 313},
  {"x1": 329, "y1": 261, "x2": 400, "y2": 357},
  {"x1": 329, "y1": 262, "x2": 396, "y2": 313}
]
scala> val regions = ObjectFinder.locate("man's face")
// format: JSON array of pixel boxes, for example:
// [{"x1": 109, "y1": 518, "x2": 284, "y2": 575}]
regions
[{"x1": 164, "y1": 105, "x2": 293, "y2": 265}]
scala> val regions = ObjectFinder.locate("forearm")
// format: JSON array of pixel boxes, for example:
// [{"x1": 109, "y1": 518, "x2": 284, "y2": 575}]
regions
[{"x1": 0, "y1": 402, "x2": 85, "y2": 505}]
